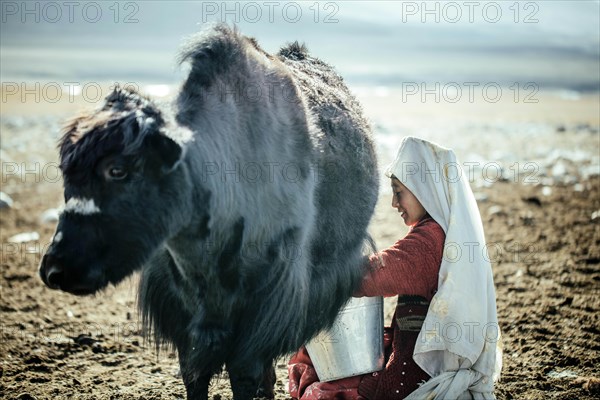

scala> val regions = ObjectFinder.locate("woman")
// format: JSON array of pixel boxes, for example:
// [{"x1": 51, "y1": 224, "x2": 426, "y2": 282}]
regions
[{"x1": 288, "y1": 137, "x2": 502, "y2": 399}]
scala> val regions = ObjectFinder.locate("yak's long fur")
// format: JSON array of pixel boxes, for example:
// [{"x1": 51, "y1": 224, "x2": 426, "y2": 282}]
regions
[
  {"x1": 52, "y1": 24, "x2": 378, "y2": 399},
  {"x1": 142, "y1": 24, "x2": 377, "y2": 357}
]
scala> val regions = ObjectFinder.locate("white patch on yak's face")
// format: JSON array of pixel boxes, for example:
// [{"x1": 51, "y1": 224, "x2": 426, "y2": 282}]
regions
[
  {"x1": 53, "y1": 231, "x2": 63, "y2": 243},
  {"x1": 64, "y1": 197, "x2": 101, "y2": 215}
]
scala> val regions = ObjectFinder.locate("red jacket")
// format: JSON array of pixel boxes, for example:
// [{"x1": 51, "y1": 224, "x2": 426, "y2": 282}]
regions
[
  {"x1": 288, "y1": 216, "x2": 445, "y2": 400},
  {"x1": 356, "y1": 215, "x2": 443, "y2": 300},
  {"x1": 356, "y1": 216, "x2": 445, "y2": 399}
]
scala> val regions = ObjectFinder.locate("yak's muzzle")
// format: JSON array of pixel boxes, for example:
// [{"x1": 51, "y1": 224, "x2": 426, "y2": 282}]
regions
[{"x1": 39, "y1": 251, "x2": 100, "y2": 296}]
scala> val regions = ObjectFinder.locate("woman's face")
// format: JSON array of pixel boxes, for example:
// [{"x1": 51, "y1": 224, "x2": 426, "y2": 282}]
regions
[{"x1": 391, "y1": 177, "x2": 427, "y2": 226}]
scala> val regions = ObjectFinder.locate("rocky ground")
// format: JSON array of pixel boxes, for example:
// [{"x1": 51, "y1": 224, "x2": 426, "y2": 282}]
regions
[{"x1": 1, "y1": 90, "x2": 599, "y2": 399}]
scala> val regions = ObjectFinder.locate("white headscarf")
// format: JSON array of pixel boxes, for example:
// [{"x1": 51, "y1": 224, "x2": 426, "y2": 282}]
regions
[{"x1": 385, "y1": 137, "x2": 502, "y2": 399}]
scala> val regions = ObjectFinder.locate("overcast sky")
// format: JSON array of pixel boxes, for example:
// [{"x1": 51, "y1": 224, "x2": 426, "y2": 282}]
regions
[{"x1": 1, "y1": 1, "x2": 599, "y2": 89}]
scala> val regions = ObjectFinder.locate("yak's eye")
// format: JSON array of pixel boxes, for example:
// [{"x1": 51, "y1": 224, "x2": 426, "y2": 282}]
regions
[{"x1": 104, "y1": 165, "x2": 128, "y2": 181}]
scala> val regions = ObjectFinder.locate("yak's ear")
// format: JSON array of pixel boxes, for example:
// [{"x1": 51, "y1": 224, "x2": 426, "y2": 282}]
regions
[
  {"x1": 134, "y1": 111, "x2": 183, "y2": 175},
  {"x1": 145, "y1": 133, "x2": 184, "y2": 175}
]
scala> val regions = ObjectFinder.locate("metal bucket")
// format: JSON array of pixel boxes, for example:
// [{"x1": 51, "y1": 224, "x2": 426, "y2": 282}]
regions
[{"x1": 306, "y1": 296, "x2": 384, "y2": 382}]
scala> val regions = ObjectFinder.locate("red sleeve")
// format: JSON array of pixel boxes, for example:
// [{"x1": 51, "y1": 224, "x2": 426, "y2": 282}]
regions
[{"x1": 354, "y1": 218, "x2": 445, "y2": 300}]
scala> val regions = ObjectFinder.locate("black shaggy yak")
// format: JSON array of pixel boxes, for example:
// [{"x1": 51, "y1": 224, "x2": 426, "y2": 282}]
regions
[{"x1": 39, "y1": 25, "x2": 378, "y2": 399}]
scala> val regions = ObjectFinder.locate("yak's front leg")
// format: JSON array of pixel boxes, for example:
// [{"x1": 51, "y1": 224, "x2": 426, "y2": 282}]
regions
[
  {"x1": 177, "y1": 344, "x2": 217, "y2": 400},
  {"x1": 256, "y1": 363, "x2": 276, "y2": 399},
  {"x1": 228, "y1": 361, "x2": 275, "y2": 400},
  {"x1": 180, "y1": 369, "x2": 211, "y2": 400},
  {"x1": 177, "y1": 328, "x2": 230, "y2": 400}
]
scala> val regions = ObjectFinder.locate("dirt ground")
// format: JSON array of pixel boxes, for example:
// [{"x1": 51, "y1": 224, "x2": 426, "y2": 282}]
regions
[{"x1": 1, "y1": 90, "x2": 599, "y2": 399}]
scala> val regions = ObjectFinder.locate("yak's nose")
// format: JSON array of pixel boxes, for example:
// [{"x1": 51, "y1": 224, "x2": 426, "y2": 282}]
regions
[
  {"x1": 46, "y1": 264, "x2": 64, "y2": 289},
  {"x1": 39, "y1": 252, "x2": 100, "y2": 296},
  {"x1": 40, "y1": 254, "x2": 63, "y2": 290}
]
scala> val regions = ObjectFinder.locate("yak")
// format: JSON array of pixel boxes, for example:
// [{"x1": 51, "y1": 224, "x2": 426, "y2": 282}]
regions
[{"x1": 39, "y1": 24, "x2": 378, "y2": 399}]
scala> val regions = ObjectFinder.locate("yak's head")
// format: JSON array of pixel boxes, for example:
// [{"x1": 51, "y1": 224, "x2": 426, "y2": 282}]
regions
[{"x1": 39, "y1": 86, "x2": 191, "y2": 295}]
